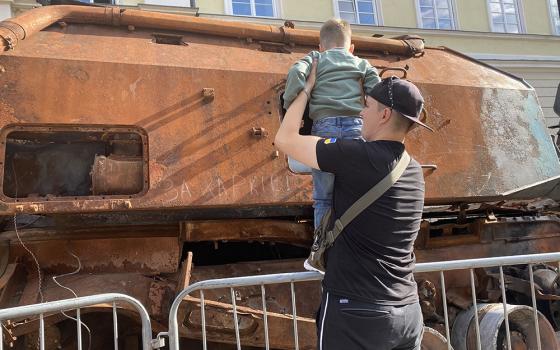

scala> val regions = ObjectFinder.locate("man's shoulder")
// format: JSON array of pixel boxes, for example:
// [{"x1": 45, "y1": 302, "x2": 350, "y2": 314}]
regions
[
  {"x1": 317, "y1": 137, "x2": 366, "y2": 159},
  {"x1": 321, "y1": 139, "x2": 400, "y2": 156},
  {"x1": 319, "y1": 137, "x2": 366, "y2": 150},
  {"x1": 364, "y1": 140, "x2": 404, "y2": 155},
  {"x1": 316, "y1": 138, "x2": 368, "y2": 174}
]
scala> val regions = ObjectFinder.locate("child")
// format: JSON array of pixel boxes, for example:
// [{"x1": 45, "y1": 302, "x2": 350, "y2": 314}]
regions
[{"x1": 283, "y1": 18, "x2": 381, "y2": 228}]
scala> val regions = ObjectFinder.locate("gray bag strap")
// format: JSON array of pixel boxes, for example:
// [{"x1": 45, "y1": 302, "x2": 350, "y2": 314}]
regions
[{"x1": 328, "y1": 151, "x2": 411, "y2": 242}]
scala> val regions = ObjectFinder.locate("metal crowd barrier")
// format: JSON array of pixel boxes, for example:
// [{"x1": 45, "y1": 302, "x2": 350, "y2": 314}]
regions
[
  {"x1": 163, "y1": 252, "x2": 560, "y2": 350},
  {"x1": 0, "y1": 293, "x2": 154, "y2": 350},
  {"x1": 2, "y1": 253, "x2": 560, "y2": 350}
]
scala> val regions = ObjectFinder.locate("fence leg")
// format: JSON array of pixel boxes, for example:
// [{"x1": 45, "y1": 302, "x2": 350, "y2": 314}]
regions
[
  {"x1": 261, "y1": 285, "x2": 270, "y2": 350},
  {"x1": 469, "y1": 269, "x2": 481, "y2": 350},
  {"x1": 499, "y1": 266, "x2": 512, "y2": 350},
  {"x1": 230, "y1": 288, "x2": 241, "y2": 350},
  {"x1": 528, "y1": 264, "x2": 542, "y2": 350},
  {"x1": 77, "y1": 308, "x2": 82, "y2": 350},
  {"x1": 113, "y1": 302, "x2": 119, "y2": 350},
  {"x1": 439, "y1": 271, "x2": 450, "y2": 350},
  {"x1": 39, "y1": 313, "x2": 45, "y2": 350},
  {"x1": 200, "y1": 290, "x2": 207, "y2": 350},
  {"x1": 290, "y1": 282, "x2": 299, "y2": 350}
]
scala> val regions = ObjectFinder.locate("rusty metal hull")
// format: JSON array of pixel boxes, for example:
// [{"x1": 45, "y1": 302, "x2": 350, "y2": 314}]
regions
[
  {"x1": 0, "y1": 7, "x2": 554, "y2": 215},
  {"x1": 1, "y1": 6, "x2": 560, "y2": 350}
]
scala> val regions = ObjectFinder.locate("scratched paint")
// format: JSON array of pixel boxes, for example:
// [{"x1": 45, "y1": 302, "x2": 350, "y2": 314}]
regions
[
  {"x1": 158, "y1": 174, "x2": 296, "y2": 204},
  {"x1": 480, "y1": 88, "x2": 560, "y2": 195},
  {"x1": 525, "y1": 92, "x2": 560, "y2": 178}
]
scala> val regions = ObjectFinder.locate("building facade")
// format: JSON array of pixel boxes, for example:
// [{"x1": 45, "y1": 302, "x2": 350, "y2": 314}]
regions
[{"x1": 3, "y1": 0, "x2": 560, "y2": 129}]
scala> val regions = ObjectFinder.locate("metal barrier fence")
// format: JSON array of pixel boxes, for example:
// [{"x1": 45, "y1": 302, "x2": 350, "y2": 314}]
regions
[
  {"x1": 0, "y1": 293, "x2": 154, "y2": 350},
  {"x1": 164, "y1": 252, "x2": 560, "y2": 350},
  {"x1": 2, "y1": 253, "x2": 560, "y2": 350}
]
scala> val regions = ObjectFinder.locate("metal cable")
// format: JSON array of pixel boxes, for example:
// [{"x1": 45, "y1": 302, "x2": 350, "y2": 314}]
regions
[
  {"x1": 52, "y1": 251, "x2": 92, "y2": 350},
  {"x1": 13, "y1": 214, "x2": 44, "y2": 304},
  {"x1": 12, "y1": 160, "x2": 43, "y2": 349},
  {"x1": 12, "y1": 159, "x2": 44, "y2": 304},
  {"x1": 12, "y1": 160, "x2": 90, "y2": 349}
]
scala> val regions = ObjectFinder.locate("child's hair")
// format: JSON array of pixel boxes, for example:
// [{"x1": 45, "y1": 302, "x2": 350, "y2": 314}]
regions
[{"x1": 319, "y1": 19, "x2": 352, "y2": 49}]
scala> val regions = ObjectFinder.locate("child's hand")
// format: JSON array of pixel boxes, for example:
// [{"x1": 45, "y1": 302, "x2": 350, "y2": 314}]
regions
[{"x1": 303, "y1": 58, "x2": 318, "y2": 95}]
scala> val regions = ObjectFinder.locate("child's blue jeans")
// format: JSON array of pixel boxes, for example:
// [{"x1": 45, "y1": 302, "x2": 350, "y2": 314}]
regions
[{"x1": 311, "y1": 116, "x2": 363, "y2": 228}]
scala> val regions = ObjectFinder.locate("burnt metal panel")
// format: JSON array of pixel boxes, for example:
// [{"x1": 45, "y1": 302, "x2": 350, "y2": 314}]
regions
[{"x1": 0, "y1": 22, "x2": 556, "y2": 214}]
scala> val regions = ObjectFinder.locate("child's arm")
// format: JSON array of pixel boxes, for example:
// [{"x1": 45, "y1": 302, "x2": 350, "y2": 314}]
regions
[
  {"x1": 363, "y1": 60, "x2": 381, "y2": 94},
  {"x1": 275, "y1": 58, "x2": 321, "y2": 170},
  {"x1": 282, "y1": 53, "x2": 315, "y2": 110}
]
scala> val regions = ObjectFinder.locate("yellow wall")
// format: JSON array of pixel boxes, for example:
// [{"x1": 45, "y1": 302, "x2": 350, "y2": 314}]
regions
[
  {"x1": 12, "y1": 0, "x2": 560, "y2": 39},
  {"x1": 345, "y1": 25, "x2": 560, "y2": 57},
  {"x1": 455, "y1": 0, "x2": 489, "y2": 32},
  {"x1": 282, "y1": 0, "x2": 333, "y2": 21},
  {"x1": 522, "y1": 0, "x2": 552, "y2": 35},
  {"x1": 193, "y1": 0, "x2": 557, "y2": 36},
  {"x1": 380, "y1": 0, "x2": 417, "y2": 28},
  {"x1": 417, "y1": 32, "x2": 560, "y2": 56},
  {"x1": 196, "y1": 0, "x2": 224, "y2": 14},
  {"x1": 119, "y1": 0, "x2": 140, "y2": 6}
]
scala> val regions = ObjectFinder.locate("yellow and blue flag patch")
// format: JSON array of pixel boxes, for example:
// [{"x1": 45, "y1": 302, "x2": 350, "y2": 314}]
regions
[{"x1": 323, "y1": 138, "x2": 337, "y2": 144}]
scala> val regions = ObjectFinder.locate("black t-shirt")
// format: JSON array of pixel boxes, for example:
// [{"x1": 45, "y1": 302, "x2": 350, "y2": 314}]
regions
[{"x1": 316, "y1": 138, "x2": 424, "y2": 305}]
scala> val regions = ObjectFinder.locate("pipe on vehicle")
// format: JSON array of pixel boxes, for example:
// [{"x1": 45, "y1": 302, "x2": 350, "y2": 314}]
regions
[{"x1": 0, "y1": 5, "x2": 423, "y2": 56}]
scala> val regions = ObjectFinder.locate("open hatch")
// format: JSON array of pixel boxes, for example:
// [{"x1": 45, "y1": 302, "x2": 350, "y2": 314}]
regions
[{"x1": 0, "y1": 125, "x2": 148, "y2": 201}]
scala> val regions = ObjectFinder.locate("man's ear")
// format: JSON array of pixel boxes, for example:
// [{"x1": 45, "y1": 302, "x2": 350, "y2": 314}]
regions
[
  {"x1": 319, "y1": 43, "x2": 325, "y2": 52},
  {"x1": 381, "y1": 108, "x2": 392, "y2": 123},
  {"x1": 349, "y1": 43, "x2": 355, "y2": 54}
]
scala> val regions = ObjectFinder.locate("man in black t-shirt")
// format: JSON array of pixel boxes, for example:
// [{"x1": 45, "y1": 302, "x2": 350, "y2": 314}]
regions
[{"x1": 275, "y1": 59, "x2": 433, "y2": 350}]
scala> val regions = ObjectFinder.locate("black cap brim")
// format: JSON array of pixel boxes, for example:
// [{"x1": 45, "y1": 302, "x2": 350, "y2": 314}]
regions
[{"x1": 401, "y1": 112, "x2": 434, "y2": 132}]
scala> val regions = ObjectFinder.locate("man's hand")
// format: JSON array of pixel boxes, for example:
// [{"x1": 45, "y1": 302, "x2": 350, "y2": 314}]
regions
[{"x1": 275, "y1": 58, "x2": 321, "y2": 170}]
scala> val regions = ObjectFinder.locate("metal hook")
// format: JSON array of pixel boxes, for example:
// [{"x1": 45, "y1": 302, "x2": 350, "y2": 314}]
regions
[{"x1": 379, "y1": 67, "x2": 408, "y2": 79}]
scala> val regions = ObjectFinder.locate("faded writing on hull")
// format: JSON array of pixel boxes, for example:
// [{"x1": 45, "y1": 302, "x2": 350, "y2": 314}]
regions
[{"x1": 160, "y1": 174, "x2": 295, "y2": 204}]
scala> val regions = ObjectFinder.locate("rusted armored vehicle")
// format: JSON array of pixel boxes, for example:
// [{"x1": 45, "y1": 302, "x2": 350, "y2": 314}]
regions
[{"x1": 1, "y1": 4, "x2": 560, "y2": 350}]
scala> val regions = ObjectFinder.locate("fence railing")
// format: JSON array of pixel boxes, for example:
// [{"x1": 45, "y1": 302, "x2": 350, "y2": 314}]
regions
[
  {"x1": 0, "y1": 293, "x2": 154, "y2": 350},
  {"x1": 164, "y1": 252, "x2": 560, "y2": 350},
  {"x1": 2, "y1": 253, "x2": 560, "y2": 350}
]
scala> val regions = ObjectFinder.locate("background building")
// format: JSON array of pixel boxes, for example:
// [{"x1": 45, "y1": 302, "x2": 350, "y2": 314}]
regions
[{"x1": 3, "y1": 0, "x2": 560, "y2": 131}]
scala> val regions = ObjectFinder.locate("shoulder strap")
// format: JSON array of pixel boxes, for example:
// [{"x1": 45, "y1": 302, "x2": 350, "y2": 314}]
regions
[{"x1": 328, "y1": 151, "x2": 411, "y2": 242}]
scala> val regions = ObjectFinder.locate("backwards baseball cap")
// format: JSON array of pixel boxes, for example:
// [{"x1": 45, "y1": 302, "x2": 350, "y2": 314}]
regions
[{"x1": 367, "y1": 76, "x2": 434, "y2": 132}]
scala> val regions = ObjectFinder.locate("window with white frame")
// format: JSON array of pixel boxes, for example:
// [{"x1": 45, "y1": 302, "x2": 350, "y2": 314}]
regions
[
  {"x1": 231, "y1": 0, "x2": 276, "y2": 17},
  {"x1": 418, "y1": 0, "x2": 455, "y2": 30},
  {"x1": 488, "y1": 0, "x2": 523, "y2": 33},
  {"x1": 550, "y1": 0, "x2": 560, "y2": 35},
  {"x1": 336, "y1": 0, "x2": 379, "y2": 25}
]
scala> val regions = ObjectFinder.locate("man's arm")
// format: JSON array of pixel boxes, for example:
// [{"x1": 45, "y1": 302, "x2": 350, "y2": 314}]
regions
[
  {"x1": 275, "y1": 59, "x2": 321, "y2": 170},
  {"x1": 282, "y1": 53, "x2": 314, "y2": 110}
]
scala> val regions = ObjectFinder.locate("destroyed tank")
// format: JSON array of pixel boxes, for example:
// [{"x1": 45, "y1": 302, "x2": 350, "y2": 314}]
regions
[{"x1": 1, "y1": 4, "x2": 560, "y2": 350}]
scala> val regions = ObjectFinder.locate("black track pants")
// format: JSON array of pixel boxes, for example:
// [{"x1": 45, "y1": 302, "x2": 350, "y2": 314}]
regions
[{"x1": 316, "y1": 291, "x2": 424, "y2": 350}]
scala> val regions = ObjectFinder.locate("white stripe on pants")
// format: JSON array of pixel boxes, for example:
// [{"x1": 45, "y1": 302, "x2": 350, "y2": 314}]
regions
[{"x1": 319, "y1": 291, "x2": 329, "y2": 350}]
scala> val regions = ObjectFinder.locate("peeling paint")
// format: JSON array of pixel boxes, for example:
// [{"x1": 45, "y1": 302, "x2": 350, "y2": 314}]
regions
[{"x1": 480, "y1": 88, "x2": 560, "y2": 194}]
